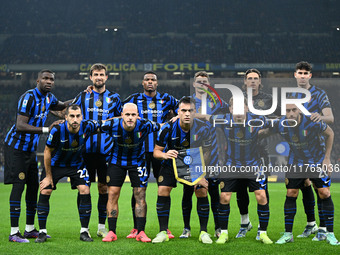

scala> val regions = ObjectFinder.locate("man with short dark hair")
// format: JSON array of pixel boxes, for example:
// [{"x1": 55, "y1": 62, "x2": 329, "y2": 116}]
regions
[
  {"x1": 291, "y1": 61, "x2": 334, "y2": 240},
  {"x1": 35, "y1": 104, "x2": 100, "y2": 243},
  {"x1": 152, "y1": 97, "x2": 213, "y2": 244},
  {"x1": 72, "y1": 63, "x2": 122, "y2": 237},
  {"x1": 123, "y1": 72, "x2": 178, "y2": 239},
  {"x1": 5, "y1": 70, "x2": 69, "y2": 243}
]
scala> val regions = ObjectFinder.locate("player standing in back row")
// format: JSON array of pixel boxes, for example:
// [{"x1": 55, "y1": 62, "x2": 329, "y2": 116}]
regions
[
  {"x1": 5, "y1": 70, "x2": 70, "y2": 243},
  {"x1": 123, "y1": 71, "x2": 178, "y2": 239},
  {"x1": 72, "y1": 63, "x2": 122, "y2": 238}
]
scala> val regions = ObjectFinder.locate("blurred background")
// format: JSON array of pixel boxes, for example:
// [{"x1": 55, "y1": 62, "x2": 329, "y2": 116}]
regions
[{"x1": 1, "y1": 0, "x2": 340, "y2": 181}]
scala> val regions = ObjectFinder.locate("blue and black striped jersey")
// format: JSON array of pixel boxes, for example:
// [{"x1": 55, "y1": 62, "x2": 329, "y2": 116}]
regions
[
  {"x1": 156, "y1": 118, "x2": 212, "y2": 167},
  {"x1": 214, "y1": 113, "x2": 269, "y2": 167},
  {"x1": 5, "y1": 87, "x2": 58, "y2": 152},
  {"x1": 290, "y1": 85, "x2": 331, "y2": 113},
  {"x1": 123, "y1": 92, "x2": 178, "y2": 152},
  {"x1": 101, "y1": 118, "x2": 161, "y2": 166},
  {"x1": 46, "y1": 120, "x2": 99, "y2": 168},
  {"x1": 273, "y1": 114, "x2": 327, "y2": 165},
  {"x1": 72, "y1": 90, "x2": 121, "y2": 155},
  {"x1": 193, "y1": 93, "x2": 229, "y2": 115}
]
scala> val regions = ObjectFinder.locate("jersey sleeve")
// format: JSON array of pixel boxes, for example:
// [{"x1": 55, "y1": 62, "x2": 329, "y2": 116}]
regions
[
  {"x1": 46, "y1": 126, "x2": 60, "y2": 148},
  {"x1": 144, "y1": 119, "x2": 161, "y2": 134},
  {"x1": 85, "y1": 120, "x2": 100, "y2": 135},
  {"x1": 156, "y1": 124, "x2": 170, "y2": 147},
  {"x1": 122, "y1": 94, "x2": 136, "y2": 105},
  {"x1": 49, "y1": 93, "x2": 59, "y2": 107},
  {"x1": 318, "y1": 90, "x2": 331, "y2": 110},
  {"x1": 112, "y1": 95, "x2": 122, "y2": 116},
  {"x1": 314, "y1": 120, "x2": 328, "y2": 133},
  {"x1": 17, "y1": 93, "x2": 35, "y2": 117},
  {"x1": 72, "y1": 92, "x2": 83, "y2": 106},
  {"x1": 100, "y1": 119, "x2": 114, "y2": 135}
]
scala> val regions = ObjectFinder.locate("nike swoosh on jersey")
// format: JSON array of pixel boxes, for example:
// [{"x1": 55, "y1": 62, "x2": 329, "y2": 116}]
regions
[
  {"x1": 172, "y1": 137, "x2": 179, "y2": 140},
  {"x1": 113, "y1": 135, "x2": 121, "y2": 137},
  {"x1": 61, "y1": 140, "x2": 68, "y2": 142},
  {"x1": 137, "y1": 100, "x2": 144, "y2": 103}
]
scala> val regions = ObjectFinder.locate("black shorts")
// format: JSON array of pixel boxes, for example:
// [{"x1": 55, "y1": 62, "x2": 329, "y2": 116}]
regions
[
  {"x1": 157, "y1": 165, "x2": 177, "y2": 188},
  {"x1": 145, "y1": 152, "x2": 162, "y2": 179},
  {"x1": 106, "y1": 163, "x2": 148, "y2": 188},
  {"x1": 83, "y1": 153, "x2": 108, "y2": 183},
  {"x1": 285, "y1": 176, "x2": 331, "y2": 189},
  {"x1": 4, "y1": 144, "x2": 38, "y2": 185},
  {"x1": 40, "y1": 165, "x2": 90, "y2": 190},
  {"x1": 220, "y1": 178, "x2": 267, "y2": 193}
]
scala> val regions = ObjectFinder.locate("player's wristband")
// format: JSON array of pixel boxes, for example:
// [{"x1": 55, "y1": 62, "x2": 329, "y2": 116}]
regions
[{"x1": 42, "y1": 127, "x2": 49, "y2": 134}]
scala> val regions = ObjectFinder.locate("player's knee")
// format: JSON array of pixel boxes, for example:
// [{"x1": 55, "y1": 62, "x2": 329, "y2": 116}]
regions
[
  {"x1": 78, "y1": 185, "x2": 90, "y2": 194},
  {"x1": 158, "y1": 186, "x2": 172, "y2": 196},
  {"x1": 287, "y1": 189, "x2": 299, "y2": 197},
  {"x1": 318, "y1": 188, "x2": 330, "y2": 199},
  {"x1": 41, "y1": 189, "x2": 53, "y2": 196},
  {"x1": 134, "y1": 187, "x2": 146, "y2": 202},
  {"x1": 98, "y1": 182, "x2": 108, "y2": 194},
  {"x1": 219, "y1": 192, "x2": 231, "y2": 204},
  {"x1": 195, "y1": 187, "x2": 207, "y2": 198}
]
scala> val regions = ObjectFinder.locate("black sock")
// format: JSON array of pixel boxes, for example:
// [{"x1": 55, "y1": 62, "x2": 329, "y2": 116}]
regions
[
  {"x1": 25, "y1": 182, "x2": 38, "y2": 226},
  {"x1": 208, "y1": 184, "x2": 220, "y2": 229},
  {"x1": 98, "y1": 193, "x2": 108, "y2": 225},
  {"x1": 9, "y1": 183, "x2": 25, "y2": 227},
  {"x1": 301, "y1": 185, "x2": 315, "y2": 222},
  {"x1": 182, "y1": 185, "x2": 194, "y2": 229},
  {"x1": 136, "y1": 217, "x2": 146, "y2": 233},
  {"x1": 78, "y1": 194, "x2": 91, "y2": 228},
  {"x1": 131, "y1": 192, "x2": 137, "y2": 229},
  {"x1": 316, "y1": 190, "x2": 325, "y2": 227},
  {"x1": 108, "y1": 217, "x2": 117, "y2": 233},
  {"x1": 321, "y1": 196, "x2": 334, "y2": 232},
  {"x1": 156, "y1": 196, "x2": 170, "y2": 232},
  {"x1": 258, "y1": 203, "x2": 270, "y2": 231},
  {"x1": 284, "y1": 196, "x2": 297, "y2": 232},
  {"x1": 218, "y1": 203, "x2": 230, "y2": 230},
  {"x1": 197, "y1": 197, "x2": 209, "y2": 232},
  {"x1": 37, "y1": 194, "x2": 50, "y2": 230},
  {"x1": 236, "y1": 186, "x2": 249, "y2": 215}
]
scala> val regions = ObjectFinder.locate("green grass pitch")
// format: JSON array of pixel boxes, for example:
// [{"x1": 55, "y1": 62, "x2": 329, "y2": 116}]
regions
[{"x1": 0, "y1": 182, "x2": 339, "y2": 254}]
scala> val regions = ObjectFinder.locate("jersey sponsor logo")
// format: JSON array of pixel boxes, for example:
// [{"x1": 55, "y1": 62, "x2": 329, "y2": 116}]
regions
[
  {"x1": 87, "y1": 107, "x2": 109, "y2": 114},
  {"x1": 35, "y1": 112, "x2": 48, "y2": 119}
]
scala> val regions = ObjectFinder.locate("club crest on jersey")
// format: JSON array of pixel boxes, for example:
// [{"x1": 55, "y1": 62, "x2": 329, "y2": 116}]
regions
[
  {"x1": 258, "y1": 100, "x2": 265, "y2": 107},
  {"x1": 95, "y1": 100, "x2": 102, "y2": 107},
  {"x1": 236, "y1": 131, "x2": 244, "y2": 138},
  {"x1": 182, "y1": 140, "x2": 189, "y2": 147},
  {"x1": 41, "y1": 104, "x2": 45, "y2": 112},
  {"x1": 106, "y1": 97, "x2": 111, "y2": 103},
  {"x1": 292, "y1": 134, "x2": 299, "y2": 142},
  {"x1": 125, "y1": 137, "x2": 132, "y2": 144},
  {"x1": 149, "y1": 102, "x2": 155, "y2": 109},
  {"x1": 71, "y1": 140, "x2": 78, "y2": 147}
]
